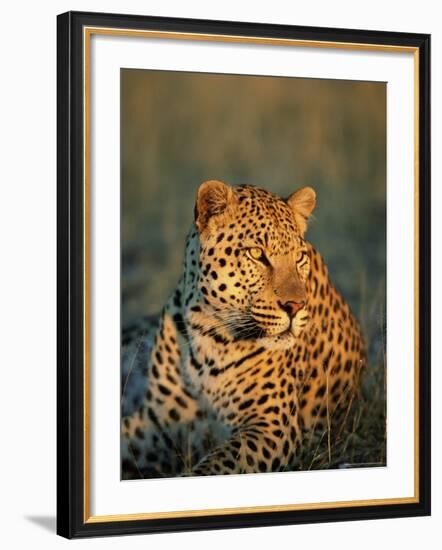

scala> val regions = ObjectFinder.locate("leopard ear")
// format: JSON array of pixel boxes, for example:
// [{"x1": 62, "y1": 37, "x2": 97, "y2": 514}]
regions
[
  {"x1": 195, "y1": 180, "x2": 235, "y2": 232},
  {"x1": 287, "y1": 186, "x2": 316, "y2": 235}
]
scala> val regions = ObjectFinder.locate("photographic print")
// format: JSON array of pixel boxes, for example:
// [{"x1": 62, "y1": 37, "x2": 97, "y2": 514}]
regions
[
  {"x1": 120, "y1": 70, "x2": 386, "y2": 480},
  {"x1": 57, "y1": 12, "x2": 430, "y2": 537}
]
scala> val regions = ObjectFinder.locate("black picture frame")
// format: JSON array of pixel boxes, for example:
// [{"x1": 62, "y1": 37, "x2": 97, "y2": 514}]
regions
[{"x1": 57, "y1": 10, "x2": 431, "y2": 539}]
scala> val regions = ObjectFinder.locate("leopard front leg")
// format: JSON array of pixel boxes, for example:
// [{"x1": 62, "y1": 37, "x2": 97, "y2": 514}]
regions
[
  {"x1": 191, "y1": 418, "x2": 302, "y2": 476},
  {"x1": 121, "y1": 313, "x2": 214, "y2": 478},
  {"x1": 121, "y1": 397, "x2": 204, "y2": 479}
]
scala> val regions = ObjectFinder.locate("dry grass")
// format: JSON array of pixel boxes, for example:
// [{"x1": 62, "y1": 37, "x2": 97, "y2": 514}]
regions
[{"x1": 297, "y1": 360, "x2": 386, "y2": 471}]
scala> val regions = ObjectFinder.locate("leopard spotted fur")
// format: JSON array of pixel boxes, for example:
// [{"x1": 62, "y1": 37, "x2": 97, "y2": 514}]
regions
[{"x1": 121, "y1": 181, "x2": 366, "y2": 478}]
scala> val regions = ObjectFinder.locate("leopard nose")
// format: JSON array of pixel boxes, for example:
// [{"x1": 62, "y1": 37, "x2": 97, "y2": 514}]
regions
[{"x1": 279, "y1": 300, "x2": 305, "y2": 318}]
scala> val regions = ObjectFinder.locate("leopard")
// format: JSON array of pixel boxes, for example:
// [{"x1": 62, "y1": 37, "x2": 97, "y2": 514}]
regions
[{"x1": 121, "y1": 180, "x2": 366, "y2": 479}]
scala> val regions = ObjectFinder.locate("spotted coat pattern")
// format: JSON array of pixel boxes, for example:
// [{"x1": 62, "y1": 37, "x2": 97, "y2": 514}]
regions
[{"x1": 121, "y1": 181, "x2": 366, "y2": 478}]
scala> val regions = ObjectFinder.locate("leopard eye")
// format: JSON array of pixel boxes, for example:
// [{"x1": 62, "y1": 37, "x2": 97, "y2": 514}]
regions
[
  {"x1": 296, "y1": 250, "x2": 308, "y2": 264},
  {"x1": 246, "y1": 247, "x2": 263, "y2": 260},
  {"x1": 246, "y1": 247, "x2": 270, "y2": 266},
  {"x1": 248, "y1": 247, "x2": 263, "y2": 260}
]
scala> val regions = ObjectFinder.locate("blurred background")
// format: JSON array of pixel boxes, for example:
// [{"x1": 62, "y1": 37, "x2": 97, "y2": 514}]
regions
[{"x1": 121, "y1": 69, "x2": 386, "y2": 468}]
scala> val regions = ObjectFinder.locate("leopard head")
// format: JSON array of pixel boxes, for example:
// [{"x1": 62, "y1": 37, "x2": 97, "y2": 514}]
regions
[{"x1": 187, "y1": 180, "x2": 316, "y2": 349}]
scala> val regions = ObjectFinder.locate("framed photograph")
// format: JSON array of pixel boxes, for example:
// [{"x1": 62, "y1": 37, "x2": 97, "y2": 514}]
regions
[{"x1": 57, "y1": 11, "x2": 431, "y2": 538}]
